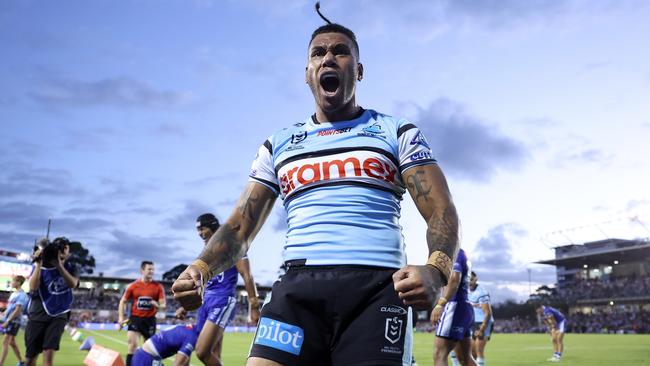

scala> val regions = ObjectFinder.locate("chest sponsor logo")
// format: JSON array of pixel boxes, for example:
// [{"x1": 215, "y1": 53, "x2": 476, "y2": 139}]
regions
[
  {"x1": 254, "y1": 317, "x2": 304, "y2": 355},
  {"x1": 279, "y1": 153, "x2": 398, "y2": 196},
  {"x1": 385, "y1": 316, "x2": 403, "y2": 344},
  {"x1": 136, "y1": 296, "x2": 153, "y2": 310},
  {"x1": 317, "y1": 127, "x2": 352, "y2": 136}
]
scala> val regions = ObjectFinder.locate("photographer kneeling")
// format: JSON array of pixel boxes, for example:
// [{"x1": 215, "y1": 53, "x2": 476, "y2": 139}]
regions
[{"x1": 25, "y1": 237, "x2": 79, "y2": 366}]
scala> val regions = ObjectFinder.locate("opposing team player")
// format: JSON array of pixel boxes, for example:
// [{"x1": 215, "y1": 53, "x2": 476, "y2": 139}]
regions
[
  {"x1": 172, "y1": 5, "x2": 460, "y2": 366},
  {"x1": 131, "y1": 324, "x2": 198, "y2": 366},
  {"x1": 431, "y1": 249, "x2": 476, "y2": 366},
  {"x1": 119, "y1": 261, "x2": 166, "y2": 366},
  {"x1": 175, "y1": 213, "x2": 260, "y2": 366},
  {"x1": 468, "y1": 271, "x2": 493, "y2": 366},
  {"x1": 537, "y1": 305, "x2": 566, "y2": 362}
]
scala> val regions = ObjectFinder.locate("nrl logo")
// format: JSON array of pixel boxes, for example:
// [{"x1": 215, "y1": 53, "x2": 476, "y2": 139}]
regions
[
  {"x1": 291, "y1": 131, "x2": 308, "y2": 144},
  {"x1": 384, "y1": 316, "x2": 402, "y2": 344}
]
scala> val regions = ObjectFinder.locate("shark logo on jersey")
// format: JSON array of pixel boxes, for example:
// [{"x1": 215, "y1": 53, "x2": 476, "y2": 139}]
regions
[
  {"x1": 358, "y1": 123, "x2": 386, "y2": 138},
  {"x1": 385, "y1": 316, "x2": 403, "y2": 344},
  {"x1": 410, "y1": 131, "x2": 430, "y2": 149}
]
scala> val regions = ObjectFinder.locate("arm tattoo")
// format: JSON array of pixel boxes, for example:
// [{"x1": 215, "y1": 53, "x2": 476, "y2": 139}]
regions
[
  {"x1": 238, "y1": 192, "x2": 260, "y2": 222},
  {"x1": 426, "y1": 205, "x2": 460, "y2": 259},
  {"x1": 406, "y1": 169, "x2": 432, "y2": 203},
  {"x1": 198, "y1": 223, "x2": 246, "y2": 275}
]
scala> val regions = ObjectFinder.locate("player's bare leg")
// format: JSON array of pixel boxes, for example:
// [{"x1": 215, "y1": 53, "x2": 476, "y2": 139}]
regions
[
  {"x1": 433, "y1": 336, "x2": 456, "y2": 366},
  {"x1": 246, "y1": 357, "x2": 284, "y2": 366},
  {"x1": 41, "y1": 349, "x2": 55, "y2": 366},
  {"x1": 126, "y1": 331, "x2": 140, "y2": 361},
  {"x1": 455, "y1": 338, "x2": 477, "y2": 366},
  {"x1": 195, "y1": 321, "x2": 225, "y2": 366}
]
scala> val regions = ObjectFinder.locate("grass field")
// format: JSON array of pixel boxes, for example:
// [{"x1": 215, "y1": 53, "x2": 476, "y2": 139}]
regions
[{"x1": 2, "y1": 330, "x2": 649, "y2": 365}]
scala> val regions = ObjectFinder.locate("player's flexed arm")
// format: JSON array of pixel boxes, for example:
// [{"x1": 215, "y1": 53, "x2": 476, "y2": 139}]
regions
[
  {"x1": 393, "y1": 164, "x2": 460, "y2": 310},
  {"x1": 172, "y1": 182, "x2": 276, "y2": 310}
]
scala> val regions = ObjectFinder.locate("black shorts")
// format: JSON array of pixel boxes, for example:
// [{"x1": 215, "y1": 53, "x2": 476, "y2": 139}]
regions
[
  {"x1": 249, "y1": 263, "x2": 413, "y2": 366},
  {"x1": 24, "y1": 317, "x2": 68, "y2": 358},
  {"x1": 128, "y1": 316, "x2": 156, "y2": 339},
  {"x1": 4, "y1": 321, "x2": 20, "y2": 336}
]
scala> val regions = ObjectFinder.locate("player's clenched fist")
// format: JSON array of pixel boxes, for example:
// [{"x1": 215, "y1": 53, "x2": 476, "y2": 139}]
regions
[
  {"x1": 172, "y1": 265, "x2": 205, "y2": 311},
  {"x1": 392, "y1": 264, "x2": 443, "y2": 310}
]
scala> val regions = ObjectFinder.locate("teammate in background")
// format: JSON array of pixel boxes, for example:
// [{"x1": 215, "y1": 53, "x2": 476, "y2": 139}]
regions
[
  {"x1": 537, "y1": 305, "x2": 566, "y2": 362},
  {"x1": 119, "y1": 261, "x2": 166, "y2": 366},
  {"x1": 172, "y1": 5, "x2": 460, "y2": 366},
  {"x1": 175, "y1": 213, "x2": 260, "y2": 366},
  {"x1": 468, "y1": 271, "x2": 493, "y2": 366},
  {"x1": 131, "y1": 324, "x2": 198, "y2": 366},
  {"x1": 431, "y1": 249, "x2": 476, "y2": 366},
  {"x1": 0, "y1": 275, "x2": 29, "y2": 366}
]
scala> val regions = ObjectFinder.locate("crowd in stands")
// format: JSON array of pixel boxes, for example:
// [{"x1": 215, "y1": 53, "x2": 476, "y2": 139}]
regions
[{"x1": 554, "y1": 274, "x2": 650, "y2": 301}]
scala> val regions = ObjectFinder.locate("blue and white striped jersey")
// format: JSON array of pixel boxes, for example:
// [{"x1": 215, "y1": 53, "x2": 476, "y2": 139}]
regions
[
  {"x1": 468, "y1": 284, "x2": 493, "y2": 322},
  {"x1": 248, "y1": 109, "x2": 436, "y2": 268}
]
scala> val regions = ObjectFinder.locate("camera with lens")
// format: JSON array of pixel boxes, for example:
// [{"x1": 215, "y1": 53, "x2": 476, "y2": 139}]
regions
[{"x1": 32, "y1": 237, "x2": 70, "y2": 265}]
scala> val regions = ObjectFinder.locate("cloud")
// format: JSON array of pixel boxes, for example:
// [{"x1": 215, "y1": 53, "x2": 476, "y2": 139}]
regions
[
  {"x1": 0, "y1": 231, "x2": 41, "y2": 252},
  {"x1": 470, "y1": 223, "x2": 556, "y2": 302},
  {"x1": 152, "y1": 122, "x2": 188, "y2": 138},
  {"x1": 96, "y1": 230, "x2": 194, "y2": 277},
  {"x1": 29, "y1": 76, "x2": 188, "y2": 108},
  {"x1": 413, "y1": 98, "x2": 529, "y2": 182},
  {"x1": 271, "y1": 203, "x2": 288, "y2": 233},
  {"x1": 0, "y1": 202, "x2": 52, "y2": 231},
  {"x1": 164, "y1": 200, "x2": 216, "y2": 231},
  {"x1": 0, "y1": 162, "x2": 85, "y2": 198},
  {"x1": 552, "y1": 147, "x2": 614, "y2": 168}
]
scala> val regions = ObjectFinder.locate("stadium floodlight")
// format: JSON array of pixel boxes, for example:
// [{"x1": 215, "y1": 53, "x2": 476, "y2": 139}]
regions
[
  {"x1": 609, "y1": 301, "x2": 615, "y2": 306},
  {"x1": 583, "y1": 264, "x2": 588, "y2": 268},
  {"x1": 614, "y1": 260, "x2": 619, "y2": 264}
]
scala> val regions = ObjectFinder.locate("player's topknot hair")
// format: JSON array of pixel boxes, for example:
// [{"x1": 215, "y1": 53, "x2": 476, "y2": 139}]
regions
[{"x1": 310, "y1": 2, "x2": 359, "y2": 58}]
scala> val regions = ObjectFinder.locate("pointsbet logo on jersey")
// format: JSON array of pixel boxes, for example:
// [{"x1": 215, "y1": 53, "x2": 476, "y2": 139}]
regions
[
  {"x1": 278, "y1": 151, "x2": 398, "y2": 196},
  {"x1": 254, "y1": 317, "x2": 304, "y2": 355}
]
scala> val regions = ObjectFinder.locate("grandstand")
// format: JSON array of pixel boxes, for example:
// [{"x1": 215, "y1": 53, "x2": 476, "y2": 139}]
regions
[{"x1": 536, "y1": 238, "x2": 650, "y2": 334}]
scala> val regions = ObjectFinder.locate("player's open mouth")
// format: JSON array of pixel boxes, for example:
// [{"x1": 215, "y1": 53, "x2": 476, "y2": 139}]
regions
[{"x1": 320, "y1": 73, "x2": 340, "y2": 94}]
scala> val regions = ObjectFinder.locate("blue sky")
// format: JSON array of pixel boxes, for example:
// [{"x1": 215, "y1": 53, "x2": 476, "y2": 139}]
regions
[{"x1": 2, "y1": 0, "x2": 649, "y2": 302}]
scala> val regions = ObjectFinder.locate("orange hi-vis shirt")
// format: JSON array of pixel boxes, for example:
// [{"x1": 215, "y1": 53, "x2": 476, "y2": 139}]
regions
[{"x1": 123, "y1": 280, "x2": 165, "y2": 318}]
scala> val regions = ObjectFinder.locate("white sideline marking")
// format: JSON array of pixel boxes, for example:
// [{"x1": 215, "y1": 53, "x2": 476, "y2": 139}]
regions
[{"x1": 84, "y1": 330, "x2": 198, "y2": 366}]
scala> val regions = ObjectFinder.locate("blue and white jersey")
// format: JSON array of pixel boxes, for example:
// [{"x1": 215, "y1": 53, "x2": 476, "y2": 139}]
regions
[
  {"x1": 543, "y1": 306, "x2": 565, "y2": 323},
  {"x1": 451, "y1": 249, "x2": 471, "y2": 302},
  {"x1": 149, "y1": 324, "x2": 198, "y2": 359},
  {"x1": 4, "y1": 290, "x2": 29, "y2": 322},
  {"x1": 248, "y1": 109, "x2": 436, "y2": 268},
  {"x1": 468, "y1": 284, "x2": 493, "y2": 322}
]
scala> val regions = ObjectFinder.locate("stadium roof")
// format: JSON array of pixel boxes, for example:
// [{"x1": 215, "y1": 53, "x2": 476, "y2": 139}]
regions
[{"x1": 536, "y1": 238, "x2": 650, "y2": 268}]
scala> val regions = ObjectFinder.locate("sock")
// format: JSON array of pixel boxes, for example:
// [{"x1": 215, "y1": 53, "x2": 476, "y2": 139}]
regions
[
  {"x1": 126, "y1": 353, "x2": 133, "y2": 366},
  {"x1": 449, "y1": 350, "x2": 461, "y2": 366},
  {"x1": 477, "y1": 356, "x2": 485, "y2": 365},
  {"x1": 554, "y1": 352, "x2": 561, "y2": 359}
]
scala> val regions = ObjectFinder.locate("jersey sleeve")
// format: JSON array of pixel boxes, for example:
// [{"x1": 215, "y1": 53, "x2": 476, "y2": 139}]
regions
[
  {"x1": 248, "y1": 139, "x2": 280, "y2": 196},
  {"x1": 396, "y1": 120, "x2": 437, "y2": 173},
  {"x1": 158, "y1": 283, "x2": 165, "y2": 301},
  {"x1": 123, "y1": 283, "x2": 134, "y2": 300}
]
